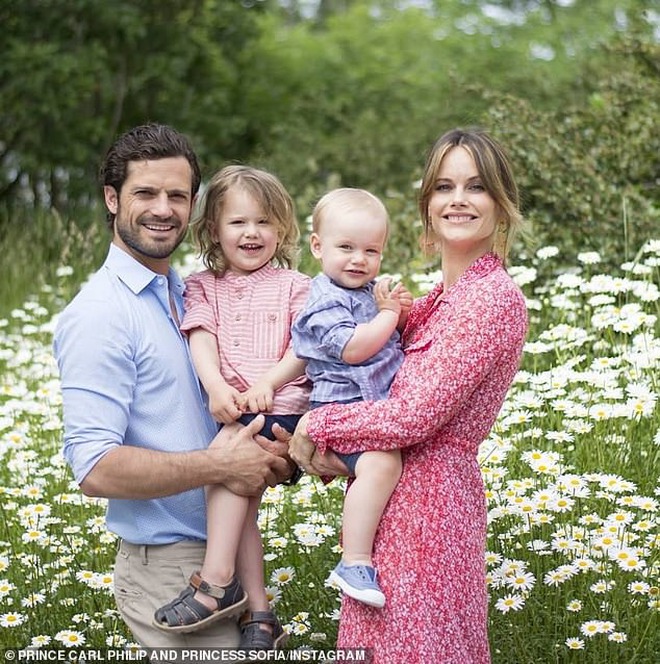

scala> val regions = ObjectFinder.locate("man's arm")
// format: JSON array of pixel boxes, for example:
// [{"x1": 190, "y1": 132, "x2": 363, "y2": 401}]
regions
[{"x1": 79, "y1": 416, "x2": 290, "y2": 499}]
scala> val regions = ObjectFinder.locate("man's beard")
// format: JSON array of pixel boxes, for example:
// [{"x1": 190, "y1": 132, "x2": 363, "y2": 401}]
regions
[{"x1": 115, "y1": 213, "x2": 186, "y2": 260}]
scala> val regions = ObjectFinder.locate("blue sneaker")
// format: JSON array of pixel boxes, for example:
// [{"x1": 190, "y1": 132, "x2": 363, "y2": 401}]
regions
[{"x1": 328, "y1": 561, "x2": 386, "y2": 608}]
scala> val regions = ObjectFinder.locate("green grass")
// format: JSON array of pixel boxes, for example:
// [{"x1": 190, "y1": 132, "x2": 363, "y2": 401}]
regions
[{"x1": 0, "y1": 217, "x2": 658, "y2": 660}]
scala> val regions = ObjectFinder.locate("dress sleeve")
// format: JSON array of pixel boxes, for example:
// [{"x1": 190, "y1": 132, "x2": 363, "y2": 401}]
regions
[
  {"x1": 308, "y1": 285, "x2": 527, "y2": 455},
  {"x1": 180, "y1": 271, "x2": 218, "y2": 335}
]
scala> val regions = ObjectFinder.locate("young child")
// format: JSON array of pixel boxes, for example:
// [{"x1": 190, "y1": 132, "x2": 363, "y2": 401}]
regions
[
  {"x1": 153, "y1": 165, "x2": 311, "y2": 649},
  {"x1": 291, "y1": 188, "x2": 412, "y2": 608}
]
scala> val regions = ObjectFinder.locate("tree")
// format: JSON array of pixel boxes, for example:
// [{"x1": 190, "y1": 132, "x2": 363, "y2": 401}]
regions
[{"x1": 0, "y1": 0, "x2": 261, "y2": 218}]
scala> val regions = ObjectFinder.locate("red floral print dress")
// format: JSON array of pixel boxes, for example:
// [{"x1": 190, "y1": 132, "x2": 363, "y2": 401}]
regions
[{"x1": 307, "y1": 253, "x2": 528, "y2": 664}]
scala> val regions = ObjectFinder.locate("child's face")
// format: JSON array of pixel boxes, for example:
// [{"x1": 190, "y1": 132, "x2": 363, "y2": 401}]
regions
[
  {"x1": 310, "y1": 206, "x2": 387, "y2": 289},
  {"x1": 212, "y1": 186, "x2": 279, "y2": 275}
]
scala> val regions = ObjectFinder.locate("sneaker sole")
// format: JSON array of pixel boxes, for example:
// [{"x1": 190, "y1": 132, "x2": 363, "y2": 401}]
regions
[{"x1": 328, "y1": 571, "x2": 386, "y2": 608}]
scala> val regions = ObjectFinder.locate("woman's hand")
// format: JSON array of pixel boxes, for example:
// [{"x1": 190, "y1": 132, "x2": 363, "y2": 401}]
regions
[
  {"x1": 287, "y1": 412, "x2": 315, "y2": 468},
  {"x1": 273, "y1": 413, "x2": 350, "y2": 477}
]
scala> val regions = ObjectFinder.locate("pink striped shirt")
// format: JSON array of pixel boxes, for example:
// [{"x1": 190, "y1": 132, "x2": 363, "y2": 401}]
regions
[{"x1": 181, "y1": 265, "x2": 311, "y2": 415}]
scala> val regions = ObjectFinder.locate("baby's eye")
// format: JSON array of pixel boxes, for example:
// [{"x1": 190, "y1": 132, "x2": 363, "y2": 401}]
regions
[{"x1": 339, "y1": 244, "x2": 353, "y2": 251}]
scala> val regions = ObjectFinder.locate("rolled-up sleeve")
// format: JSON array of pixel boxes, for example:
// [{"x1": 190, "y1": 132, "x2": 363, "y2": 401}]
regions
[{"x1": 181, "y1": 271, "x2": 218, "y2": 335}]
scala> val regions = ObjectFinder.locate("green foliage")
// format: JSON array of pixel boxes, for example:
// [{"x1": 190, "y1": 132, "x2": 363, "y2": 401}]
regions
[
  {"x1": 0, "y1": 0, "x2": 261, "y2": 216},
  {"x1": 1, "y1": 0, "x2": 659, "y2": 277},
  {"x1": 479, "y1": 36, "x2": 660, "y2": 261}
]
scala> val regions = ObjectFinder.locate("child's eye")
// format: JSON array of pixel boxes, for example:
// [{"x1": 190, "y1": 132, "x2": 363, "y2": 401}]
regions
[{"x1": 258, "y1": 218, "x2": 271, "y2": 225}]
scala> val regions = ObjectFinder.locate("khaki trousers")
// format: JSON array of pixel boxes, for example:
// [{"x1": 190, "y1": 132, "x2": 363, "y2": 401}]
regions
[{"x1": 114, "y1": 539, "x2": 240, "y2": 648}]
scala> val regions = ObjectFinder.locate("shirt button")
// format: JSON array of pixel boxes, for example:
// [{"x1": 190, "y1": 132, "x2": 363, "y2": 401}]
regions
[
  {"x1": 268, "y1": 313, "x2": 277, "y2": 321},
  {"x1": 235, "y1": 314, "x2": 241, "y2": 321},
  {"x1": 233, "y1": 339, "x2": 240, "y2": 346}
]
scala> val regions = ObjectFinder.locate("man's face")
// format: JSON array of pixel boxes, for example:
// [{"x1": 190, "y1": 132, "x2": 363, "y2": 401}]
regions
[{"x1": 104, "y1": 157, "x2": 194, "y2": 274}]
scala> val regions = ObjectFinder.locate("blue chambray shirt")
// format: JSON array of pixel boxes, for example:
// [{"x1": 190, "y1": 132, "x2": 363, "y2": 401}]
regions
[
  {"x1": 291, "y1": 273, "x2": 404, "y2": 404},
  {"x1": 53, "y1": 244, "x2": 218, "y2": 545}
]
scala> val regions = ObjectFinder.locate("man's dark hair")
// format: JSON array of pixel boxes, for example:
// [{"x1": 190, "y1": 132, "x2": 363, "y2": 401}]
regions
[{"x1": 100, "y1": 123, "x2": 202, "y2": 229}]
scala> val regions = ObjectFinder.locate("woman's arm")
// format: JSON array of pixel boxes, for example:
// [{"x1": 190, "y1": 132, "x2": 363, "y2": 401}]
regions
[{"x1": 307, "y1": 286, "x2": 527, "y2": 456}]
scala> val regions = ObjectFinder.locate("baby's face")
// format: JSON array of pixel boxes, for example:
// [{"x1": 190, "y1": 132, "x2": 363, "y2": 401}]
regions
[{"x1": 310, "y1": 207, "x2": 388, "y2": 289}]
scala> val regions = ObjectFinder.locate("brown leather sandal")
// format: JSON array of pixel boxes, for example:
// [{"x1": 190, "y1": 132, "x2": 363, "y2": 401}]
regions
[
  {"x1": 239, "y1": 610, "x2": 288, "y2": 650},
  {"x1": 153, "y1": 571, "x2": 248, "y2": 633}
]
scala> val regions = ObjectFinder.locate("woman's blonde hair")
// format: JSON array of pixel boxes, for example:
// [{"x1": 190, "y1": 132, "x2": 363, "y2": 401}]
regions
[
  {"x1": 418, "y1": 128, "x2": 524, "y2": 266},
  {"x1": 192, "y1": 165, "x2": 300, "y2": 274}
]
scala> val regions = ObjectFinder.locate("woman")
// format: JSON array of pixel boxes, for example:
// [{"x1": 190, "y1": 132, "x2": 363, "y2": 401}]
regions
[{"x1": 288, "y1": 128, "x2": 528, "y2": 663}]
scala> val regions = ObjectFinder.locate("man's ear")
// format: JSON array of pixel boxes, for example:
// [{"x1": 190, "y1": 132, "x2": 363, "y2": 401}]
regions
[
  {"x1": 309, "y1": 232, "x2": 323, "y2": 259},
  {"x1": 104, "y1": 186, "x2": 118, "y2": 215}
]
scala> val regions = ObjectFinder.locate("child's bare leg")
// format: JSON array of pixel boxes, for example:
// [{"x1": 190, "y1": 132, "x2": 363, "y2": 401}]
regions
[
  {"x1": 193, "y1": 483, "x2": 249, "y2": 612},
  {"x1": 236, "y1": 496, "x2": 272, "y2": 631},
  {"x1": 341, "y1": 449, "x2": 402, "y2": 566}
]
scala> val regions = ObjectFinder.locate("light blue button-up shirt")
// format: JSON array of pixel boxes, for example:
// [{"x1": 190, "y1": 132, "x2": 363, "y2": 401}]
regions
[{"x1": 53, "y1": 244, "x2": 218, "y2": 544}]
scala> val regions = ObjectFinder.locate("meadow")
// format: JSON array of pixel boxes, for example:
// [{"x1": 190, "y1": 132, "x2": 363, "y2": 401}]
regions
[{"x1": 0, "y1": 238, "x2": 658, "y2": 662}]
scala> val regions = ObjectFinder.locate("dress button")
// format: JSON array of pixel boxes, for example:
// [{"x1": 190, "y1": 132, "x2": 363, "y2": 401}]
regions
[
  {"x1": 233, "y1": 339, "x2": 240, "y2": 346},
  {"x1": 268, "y1": 313, "x2": 277, "y2": 321}
]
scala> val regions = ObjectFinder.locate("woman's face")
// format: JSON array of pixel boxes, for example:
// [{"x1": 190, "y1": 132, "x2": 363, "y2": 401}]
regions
[{"x1": 427, "y1": 146, "x2": 498, "y2": 257}]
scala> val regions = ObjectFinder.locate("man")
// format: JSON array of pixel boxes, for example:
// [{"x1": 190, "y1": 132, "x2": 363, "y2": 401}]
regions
[{"x1": 54, "y1": 123, "x2": 293, "y2": 647}]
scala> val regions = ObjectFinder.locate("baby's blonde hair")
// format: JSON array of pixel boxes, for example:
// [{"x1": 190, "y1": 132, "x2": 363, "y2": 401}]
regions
[
  {"x1": 312, "y1": 188, "x2": 390, "y2": 240},
  {"x1": 193, "y1": 165, "x2": 300, "y2": 275}
]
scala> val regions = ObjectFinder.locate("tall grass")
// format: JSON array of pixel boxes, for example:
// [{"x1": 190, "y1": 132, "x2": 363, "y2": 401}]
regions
[{"x1": 0, "y1": 216, "x2": 658, "y2": 661}]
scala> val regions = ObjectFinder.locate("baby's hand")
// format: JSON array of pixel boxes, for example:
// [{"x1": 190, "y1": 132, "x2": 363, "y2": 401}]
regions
[
  {"x1": 241, "y1": 381, "x2": 275, "y2": 414},
  {"x1": 391, "y1": 282, "x2": 414, "y2": 315},
  {"x1": 209, "y1": 385, "x2": 243, "y2": 424},
  {"x1": 374, "y1": 277, "x2": 402, "y2": 315}
]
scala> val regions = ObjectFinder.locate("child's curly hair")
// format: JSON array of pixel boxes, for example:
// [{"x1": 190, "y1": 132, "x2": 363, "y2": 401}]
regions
[{"x1": 192, "y1": 165, "x2": 300, "y2": 275}]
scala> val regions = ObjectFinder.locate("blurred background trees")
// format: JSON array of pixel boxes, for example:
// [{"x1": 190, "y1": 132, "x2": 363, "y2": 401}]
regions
[{"x1": 1, "y1": 0, "x2": 658, "y2": 272}]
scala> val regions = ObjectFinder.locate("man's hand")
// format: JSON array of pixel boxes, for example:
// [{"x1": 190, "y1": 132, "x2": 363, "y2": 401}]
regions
[{"x1": 207, "y1": 415, "x2": 289, "y2": 496}]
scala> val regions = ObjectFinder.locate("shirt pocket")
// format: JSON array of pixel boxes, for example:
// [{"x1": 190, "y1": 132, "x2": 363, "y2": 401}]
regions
[{"x1": 252, "y1": 311, "x2": 289, "y2": 360}]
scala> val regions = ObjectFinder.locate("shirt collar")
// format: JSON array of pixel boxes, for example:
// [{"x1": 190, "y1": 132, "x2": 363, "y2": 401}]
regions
[
  {"x1": 104, "y1": 243, "x2": 183, "y2": 295},
  {"x1": 430, "y1": 252, "x2": 502, "y2": 304},
  {"x1": 221, "y1": 263, "x2": 279, "y2": 284}
]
